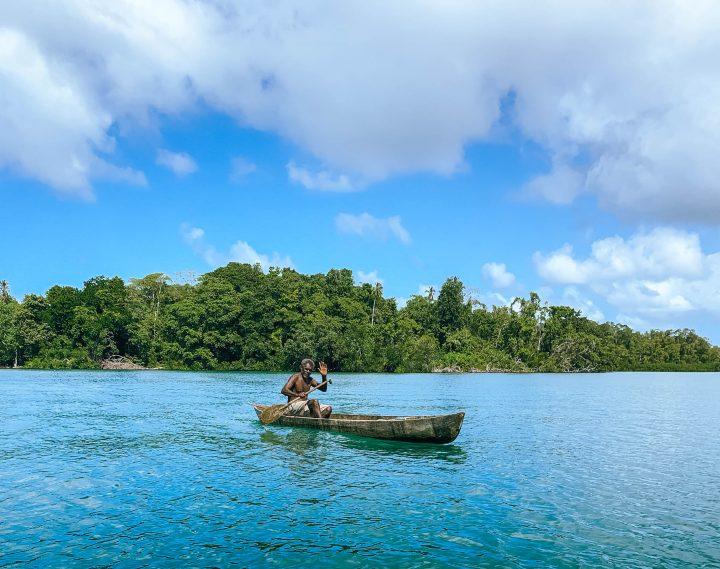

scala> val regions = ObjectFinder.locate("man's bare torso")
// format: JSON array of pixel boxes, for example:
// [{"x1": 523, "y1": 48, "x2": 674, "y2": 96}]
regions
[{"x1": 286, "y1": 372, "x2": 316, "y2": 402}]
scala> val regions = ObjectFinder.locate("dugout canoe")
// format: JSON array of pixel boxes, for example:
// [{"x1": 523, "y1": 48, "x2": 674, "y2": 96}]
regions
[{"x1": 252, "y1": 405, "x2": 464, "y2": 444}]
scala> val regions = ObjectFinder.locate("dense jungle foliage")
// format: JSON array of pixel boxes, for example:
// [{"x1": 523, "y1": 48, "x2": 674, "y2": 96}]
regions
[{"x1": 1, "y1": 264, "x2": 718, "y2": 372}]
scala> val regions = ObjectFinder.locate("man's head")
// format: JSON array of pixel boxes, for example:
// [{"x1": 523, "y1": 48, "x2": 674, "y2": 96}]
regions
[{"x1": 300, "y1": 358, "x2": 315, "y2": 379}]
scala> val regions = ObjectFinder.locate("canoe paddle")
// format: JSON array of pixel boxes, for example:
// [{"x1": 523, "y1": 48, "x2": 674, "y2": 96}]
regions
[{"x1": 259, "y1": 379, "x2": 330, "y2": 425}]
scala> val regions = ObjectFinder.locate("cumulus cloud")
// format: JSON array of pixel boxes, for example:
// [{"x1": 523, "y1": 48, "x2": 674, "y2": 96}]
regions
[
  {"x1": 230, "y1": 156, "x2": 257, "y2": 181},
  {"x1": 181, "y1": 223, "x2": 293, "y2": 271},
  {"x1": 417, "y1": 284, "x2": 437, "y2": 298},
  {"x1": 534, "y1": 228, "x2": 703, "y2": 284},
  {"x1": 156, "y1": 149, "x2": 197, "y2": 176},
  {"x1": 522, "y1": 163, "x2": 585, "y2": 205},
  {"x1": 392, "y1": 283, "x2": 438, "y2": 307},
  {"x1": 181, "y1": 225, "x2": 204, "y2": 242},
  {"x1": 469, "y1": 290, "x2": 512, "y2": 309},
  {"x1": 0, "y1": 27, "x2": 145, "y2": 197},
  {"x1": 287, "y1": 162, "x2": 353, "y2": 191},
  {"x1": 616, "y1": 313, "x2": 649, "y2": 330},
  {"x1": 1, "y1": 1, "x2": 718, "y2": 216},
  {"x1": 356, "y1": 270, "x2": 382, "y2": 285},
  {"x1": 335, "y1": 213, "x2": 411, "y2": 244},
  {"x1": 561, "y1": 287, "x2": 605, "y2": 322},
  {"x1": 534, "y1": 228, "x2": 720, "y2": 318},
  {"x1": 482, "y1": 262, "x2": 516, "y2": 288}
]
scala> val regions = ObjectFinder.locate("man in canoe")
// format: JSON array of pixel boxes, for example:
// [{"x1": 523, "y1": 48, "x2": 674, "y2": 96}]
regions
[{"x1": 280, "y1": 358, "x2": 332, "y2": 418}]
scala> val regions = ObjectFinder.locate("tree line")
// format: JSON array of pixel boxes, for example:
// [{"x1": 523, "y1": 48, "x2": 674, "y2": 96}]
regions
[{"x1": 1, "y1": 264, "x2": 718, "y2": 372}]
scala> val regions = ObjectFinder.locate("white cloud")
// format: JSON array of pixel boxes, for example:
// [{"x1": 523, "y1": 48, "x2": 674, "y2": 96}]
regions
[
  {"x1": 394, "y1": 283, "x2": 437, "y2": 306},
  {"x1": 180, "y1": 223, "x2": 293, "y2": 272},
  {"x1": 335, "y1": 213, "x2": 411, "y2": 244},
  {"x1": 156, "y1": 149, "x2": 197, "y2": 177},
  {"x1": 462, "y1": 285, "x2": 514, "y2": 309},
  {"x1": 534, "y1": 228, "x2": 703, "y2": 285},
  {"x1": 561, "y1": 287, "x2": 605, "y2": 322},
  {"x1": 482, "y1": 262, "x2": 516, "y2": 288},
  {"x1": 472, "y1": 290, "x2": 512, "y2": 309},
  {"x1": 230, "y1": 156, "x2": 257, "y2": 181},
  {"x1": 489, "y1": 292, "x2": 512, "y2": 307},
  {"x1": 181, "y1": 225, "x2": 204, "y2": 242},
  {"x1": 2, "y1": 2, "x2": 720, "y2": 218},
  {"x1": 287, "y1": 162, "x2": 353, "y2": 192},
  {"x1": 522, "y1": 163, "x2": 585, "y2": 205},
  {"x1": 534, "y1": 228, "x2": 720, "y2": 319},
  {"x1": 616, "y1": 313, "x2": 649, "y2": 330},
  {"x1": 356, "y1": 270, "x2": 382, "y2": 285},
  {"x1": 417, "y1": 284, "x2": 438, "y2": 299},
  {"x1": 534, "y1": 245, "x2": 588, "y2": 285},
  {"x1": 0, "y1": 27, "x2": 145, "y2": 197},
  {"x1": 227, "y1": 241, "x2": 293, "y2": 271}
]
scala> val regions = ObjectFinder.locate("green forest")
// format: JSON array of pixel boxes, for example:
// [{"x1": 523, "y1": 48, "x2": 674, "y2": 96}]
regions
[{"x1": 1, "y1": 263, "x2": 718, "y2": 372}]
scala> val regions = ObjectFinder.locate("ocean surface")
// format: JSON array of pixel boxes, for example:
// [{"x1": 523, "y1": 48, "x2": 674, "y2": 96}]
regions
[{"x1": 1, "y1": 371, "x2": 719, "y2": 568}]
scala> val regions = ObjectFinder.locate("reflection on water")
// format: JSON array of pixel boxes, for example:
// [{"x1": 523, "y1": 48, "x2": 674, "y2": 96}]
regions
[
  {"x1": 259, "y1": 426, "x2": 468, "y2": 464},
  {"x1": 1, "y1": 370, "x2": 719, "y2": 568},
  {"x1": 259, "y1": 429, "x2": 321, "y2": 456},
  {"x1": 337, "y1": 434, "x2": 468, "y2": 464}
]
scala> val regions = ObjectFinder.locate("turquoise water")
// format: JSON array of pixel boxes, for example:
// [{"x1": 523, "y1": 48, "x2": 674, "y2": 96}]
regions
[{"x1": 1, "y1": 371, "x2": 719, "y2": 567}]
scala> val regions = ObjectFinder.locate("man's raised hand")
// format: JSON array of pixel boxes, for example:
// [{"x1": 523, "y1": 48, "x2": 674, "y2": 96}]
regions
[{"x1": 319, "y1": 362, "x2": 328, "y2": 377}]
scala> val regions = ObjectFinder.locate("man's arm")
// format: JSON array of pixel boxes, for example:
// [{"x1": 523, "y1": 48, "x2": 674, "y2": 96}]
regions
[
  {"x1": 316, "y1": 362, "x2": 329, "y2": 392},
  {"x1": 308, "y1": 378, "x2": 328, "y2": 392},
  {"x1": 281, "y1": 374, "x2": 307, "y2": 399}
]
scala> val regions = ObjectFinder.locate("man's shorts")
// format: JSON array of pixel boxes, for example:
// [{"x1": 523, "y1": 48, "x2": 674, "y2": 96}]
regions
[{"x1": 285, "y1": 399, "x2": 331, "y2": 417}]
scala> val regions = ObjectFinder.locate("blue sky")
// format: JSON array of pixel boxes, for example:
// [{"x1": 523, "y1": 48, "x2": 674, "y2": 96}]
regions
[{"x1": 2, "y1": 2, "x2": 720, "y2": 342}]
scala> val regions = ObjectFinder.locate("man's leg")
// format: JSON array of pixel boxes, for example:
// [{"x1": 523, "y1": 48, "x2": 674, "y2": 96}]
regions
[
  {"x1": 320, "y1": 404, "x2": 332, "y2": 418},
  {"x1": 308, "y1": 399, "x2": 322, "y2": 418},
  {"x1": 285, "y1": 399, "x2": 309, "y2": 416}
]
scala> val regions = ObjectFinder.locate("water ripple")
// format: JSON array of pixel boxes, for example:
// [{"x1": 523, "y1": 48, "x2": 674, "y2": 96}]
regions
[{"x1": 1, "y1": 370, "x2": 719, "y2": 567}]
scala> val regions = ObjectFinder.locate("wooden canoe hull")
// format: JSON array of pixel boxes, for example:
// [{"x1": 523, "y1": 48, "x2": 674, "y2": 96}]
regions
[{"x1": 252, "y1": 405, "x2": 464, "y2": 444}]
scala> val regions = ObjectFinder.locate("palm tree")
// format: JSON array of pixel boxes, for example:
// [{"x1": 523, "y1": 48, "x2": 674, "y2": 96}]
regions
[
  {"x1": 0, "y1": 280, "x2": 9, "y2": 303},
  {"x1": 427, "y1": 286, "x2": 435, "y2": 301},
  {"x1": 371, "y1": 282, "x2": 381, "y2": 325}
]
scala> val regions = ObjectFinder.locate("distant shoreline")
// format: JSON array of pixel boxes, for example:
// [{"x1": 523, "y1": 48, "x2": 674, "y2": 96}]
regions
[
  {"x1": 3, "y1": 264, "x2": 719, "y2": 374},
  {"x1": 2, "y1": 366, "x2": 719, "y2": 373}
]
